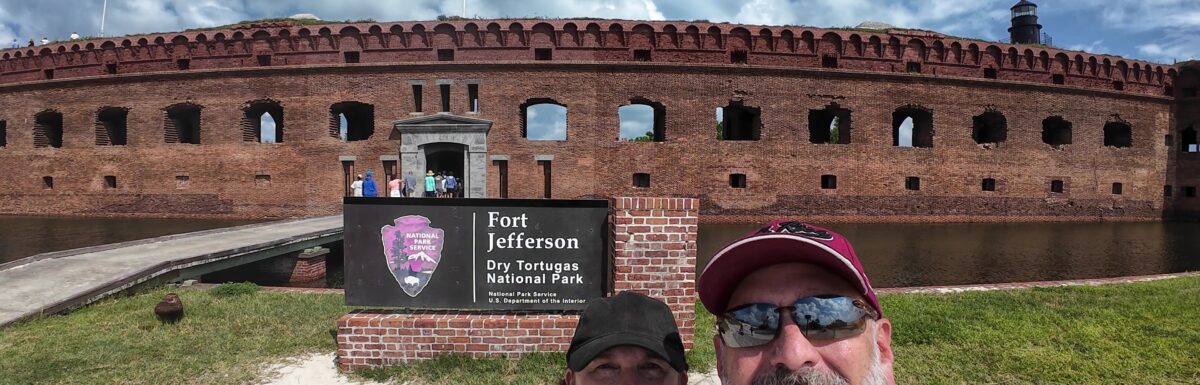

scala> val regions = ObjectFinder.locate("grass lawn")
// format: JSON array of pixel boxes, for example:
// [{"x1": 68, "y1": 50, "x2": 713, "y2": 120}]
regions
[{"x1": 0, "y1": 277, "x2": 1197, "y2": 384}]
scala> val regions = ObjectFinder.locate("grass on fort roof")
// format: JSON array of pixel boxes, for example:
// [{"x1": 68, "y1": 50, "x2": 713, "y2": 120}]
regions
[{"x1": 0, "y1": 277, "x2": 1198, "y2": 384}]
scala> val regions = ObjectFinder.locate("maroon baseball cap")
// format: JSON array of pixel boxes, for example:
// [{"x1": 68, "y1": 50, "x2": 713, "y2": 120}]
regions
[{"x1": 698, "y1": 220, "x2": 883, "y2": 318}]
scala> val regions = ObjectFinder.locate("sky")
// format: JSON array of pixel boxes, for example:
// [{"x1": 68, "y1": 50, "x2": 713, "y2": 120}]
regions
[{"x1": 0, "y1": 0, "x2": 1197, "y2": 64}]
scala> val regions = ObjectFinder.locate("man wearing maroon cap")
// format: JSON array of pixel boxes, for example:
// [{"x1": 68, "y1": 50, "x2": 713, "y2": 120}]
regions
[{"x1": 698, "y1": 220, "x2": 894, "y2": 385}]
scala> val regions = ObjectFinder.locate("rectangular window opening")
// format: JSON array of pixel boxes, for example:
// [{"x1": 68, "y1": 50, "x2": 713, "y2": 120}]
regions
[
  {"x1": 42, "y1": 176, "x2": 54, "y2": 189},
  {"x1": 906, "y1": 177, "x2": 921, "y2": 191},
  {"x1": 43, "y1": 69, "x2": 54, "y2": 79},
  {"x1": 0, "y1": 121, "x2": 6, "y2": 147},
  {"x1": 1185, "y1": 186, "x2": 1196, "y2": 198},
  {"x1": 906, "y1": 62, "x2": 922, "y2": 73},
  {"x1": 439, "y1": 84, "x2": 451, "y2": 112},
  {"x1": 1112, "y1": 81, "x2": 1124, "y2": 91},
  {"x1": 255, "y1": 174, "x2": 271, "y2": 186},
  {"x1": 105, "y1": 63, "x2": 117, "y2": 75},
  {"x1": 343, "y1": 51, "x2": 360, "y2": 63},
  {"x1": 176, "y1": 175, "x2": 190, "y2": 189},
  {"x1": 731, "y1": 50, "x2": 748, "y2": 64},
  {"x1": 535, "y1": 48, "x2": 552, "y2": 61},
  {"x1": 984, "y1": 68, "x2": 997, "y2": 79},
  {"x1": 719, "y1": 102, "x2": 762, "y2": 141},
  {"x1": 1051, "y1": 180, "x2": 1064, "y2": 193},
  {"x1": 1052, "y1": 74, "x2": 1064, "y2": 84},
  {"x1": 104, "y1": 175, "x2": 117, "y2": 189},
  {"x1": 729, "y1": 174, "x2": 747, "y2": 188},
  {"x1": 821, "y1": 55, "x2": 838, "y2": 69},
  {"x1": 467, "y1": 83, "x2": 480, "y2": 113},
  {"x1": 1112, "y1": 182, "x2": 1123, "y2": 195},
  {"x1": 412, "y1": 84, "x2": 423, "y2": 112},
  {"x1": 538, "y1": 160, "x2": 552, "y2": 199},
  {"x1": 494, "y1": 160, "x2": 509, "y2": 198},
  {"x1": 982, "y1": 178, "x2": 997, "y2": 192},
  {"x1": 633, "y1": 173, "x2": 650, "y2": 188},
  {"x1": 176, "y1": 59, "x2": 190, "y2": 70},
  {"x1": 821, "y1": 175, "x2": 837, "y2": 190},
  {"x1": 438, "y1": 49, "x2": 454, "y2": 61},
  {"x1": 633, "y1": 49, "x2": 651, "y2": 62},
  {"x1": 257, "y1": 55, "x2": 271, "y2": 66}
]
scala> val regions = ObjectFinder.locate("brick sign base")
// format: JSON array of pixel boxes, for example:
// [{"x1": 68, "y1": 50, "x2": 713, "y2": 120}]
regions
[{"x1": 337, "y1": 197, "x2": 697, "y2": 369}]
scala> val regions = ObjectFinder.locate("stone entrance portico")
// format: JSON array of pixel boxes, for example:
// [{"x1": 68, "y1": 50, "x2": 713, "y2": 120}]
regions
[{"x1": 392, "y1": 114, "x2": 492, "y2": 198}]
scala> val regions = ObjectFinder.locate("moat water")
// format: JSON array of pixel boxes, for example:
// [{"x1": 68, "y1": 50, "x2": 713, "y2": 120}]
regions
[
  {"x1": 698, "y1": 221, "x2": 1200, "y2": 288},
  {"x1": 1, "y1": 216, "x2": 1197, "y2": 288},
  {"x1": 0, "y1": 216, "x2": 260, "y2": 264}
]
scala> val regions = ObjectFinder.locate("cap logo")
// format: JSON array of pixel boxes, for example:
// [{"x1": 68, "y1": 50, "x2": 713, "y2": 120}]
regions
[{"x1": 757, "y1": 221, "x2": 833, "y2": 241}]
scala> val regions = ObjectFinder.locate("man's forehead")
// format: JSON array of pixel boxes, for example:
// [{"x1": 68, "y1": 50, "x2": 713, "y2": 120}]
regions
[{"x1": 727, "y1": 262, "x2": 859, "y2": 305}]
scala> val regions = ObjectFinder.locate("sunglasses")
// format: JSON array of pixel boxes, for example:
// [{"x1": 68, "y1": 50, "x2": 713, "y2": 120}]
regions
[{"x1": 717, "y1": 295, "x2": 879, "y2": 348}]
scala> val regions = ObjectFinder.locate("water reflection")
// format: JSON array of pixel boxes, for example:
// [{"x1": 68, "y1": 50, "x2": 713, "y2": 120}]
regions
[
  {"x1": 698, "y1": 222, "x2": 1200, "y2": 287},
  {"x1": 0, "y1": 216, "x2": 260, "y2": 264}
]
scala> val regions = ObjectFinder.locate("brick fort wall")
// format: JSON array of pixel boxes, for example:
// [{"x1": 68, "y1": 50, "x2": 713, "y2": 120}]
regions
[{"x1": 0, "y1": 19, "x2": 1191, "y2": 221}]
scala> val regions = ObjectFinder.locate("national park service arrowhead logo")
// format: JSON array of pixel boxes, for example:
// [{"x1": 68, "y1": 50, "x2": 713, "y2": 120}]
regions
[{"x1": 381, "y1": 215, "x2": 444, "y2": 297}]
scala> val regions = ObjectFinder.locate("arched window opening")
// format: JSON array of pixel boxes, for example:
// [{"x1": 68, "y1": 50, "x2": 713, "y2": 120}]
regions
[
  {"x1": 243, "y1": 100, "x2": 283, "y2": 143},
  {"x1": 95, "y1": 107, "x2": 128, "y2": 146},
  {"x1": 971, "y1": 110, "x2": 1007, "y2": 146},
  {"x1": 1181, "y1": 125, "x2": 1197, "y2": 153},
  {"x1": 808, "y1": 103, "x2": 851, "y2": 144},
  {"x1": 717, "y1": 101, "x2": 761, "y2": 141},
  {"x1": 1042, "y1": 116, "x2": 1072, "y2": 148},
  {"x1": 34, "y1": 110, "x2": 64, "y2": 148},
  {"x1": 1103, "y1": 116, "x2": 1132, "y2": 148},
  {"x1": 892, "y1": 106, "x2": 933, "y2": 148},
  {"x1": 618, "y1": 99, "x2": 665, "y2": 142},
  {"x1": 329, "y1": 101, "x2": 374, "y2": 141},
  {"x1": 521, "y1": 99, "x2": 568, "y2": 141},
  {"x1": 164, "y1": 103, "x2": 202, "y2": 144}
]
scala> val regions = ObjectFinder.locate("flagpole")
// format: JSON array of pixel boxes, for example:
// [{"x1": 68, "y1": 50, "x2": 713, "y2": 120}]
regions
[{"x1": 100, "y1": 0, "x2": 108, "y2": 36}]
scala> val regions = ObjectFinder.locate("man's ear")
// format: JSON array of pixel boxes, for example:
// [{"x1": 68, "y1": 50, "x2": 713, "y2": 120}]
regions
[
  {"x1": 875, "y1": 318, "x2": 895, "y2": 384},
  {"x1": 563, "y1": 369, "x2": 575, "y2": 385}
]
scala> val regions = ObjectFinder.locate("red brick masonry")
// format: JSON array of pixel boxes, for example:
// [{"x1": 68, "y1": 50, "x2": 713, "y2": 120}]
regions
[{"x1": 336, "y1": 197, "x2": 698, "y2": 369}]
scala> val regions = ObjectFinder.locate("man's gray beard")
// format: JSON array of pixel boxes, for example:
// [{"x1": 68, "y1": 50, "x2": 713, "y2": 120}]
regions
[{"x1": 724, "y1": 321, "x2": 888, "y2": 385}]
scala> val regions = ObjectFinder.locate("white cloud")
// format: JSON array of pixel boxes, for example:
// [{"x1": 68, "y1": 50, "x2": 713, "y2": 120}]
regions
[{"x1": 1065, "y1": 40, "x2": 1108, "y2": 55}]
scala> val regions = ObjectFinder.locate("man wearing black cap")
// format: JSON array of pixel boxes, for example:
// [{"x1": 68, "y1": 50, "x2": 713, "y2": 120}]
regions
[
  {"x1": 564, "y1": 291, "x2": 689, "y2": 385},
  {"x1": 699, "y1": 220, "x2": 894, "y2": 385}
]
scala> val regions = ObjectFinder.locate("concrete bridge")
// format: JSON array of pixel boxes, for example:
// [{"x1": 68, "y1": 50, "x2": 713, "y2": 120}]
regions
[{"x1": 0, "y1": 215, "x2": 342, "y2": 328}]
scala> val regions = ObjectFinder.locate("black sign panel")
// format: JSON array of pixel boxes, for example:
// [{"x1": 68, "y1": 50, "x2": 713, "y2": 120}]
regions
[{"x1": 343, "y1": 197, "x2": 609, "y2": 311}]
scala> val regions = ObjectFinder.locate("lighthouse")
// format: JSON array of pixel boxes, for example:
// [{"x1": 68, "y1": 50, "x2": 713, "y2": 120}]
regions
[{"x1": 1009, "y1": 0, "x2": 1042, "y2": 44}]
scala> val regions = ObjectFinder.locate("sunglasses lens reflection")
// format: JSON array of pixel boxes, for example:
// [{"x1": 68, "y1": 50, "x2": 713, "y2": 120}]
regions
[{"x1": 719, "y1": 295, "x2": 871, "y2": 348}]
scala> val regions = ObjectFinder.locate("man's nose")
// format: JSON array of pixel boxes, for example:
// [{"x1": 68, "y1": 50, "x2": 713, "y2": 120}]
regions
[{"x1": 768, "y1": 311, "x2": 822, "y2": 371}]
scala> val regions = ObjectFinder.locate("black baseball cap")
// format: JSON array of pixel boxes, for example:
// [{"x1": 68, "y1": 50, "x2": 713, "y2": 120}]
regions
[{"x1": 567, "y1": 291, "x2": 688, "y2": 373}]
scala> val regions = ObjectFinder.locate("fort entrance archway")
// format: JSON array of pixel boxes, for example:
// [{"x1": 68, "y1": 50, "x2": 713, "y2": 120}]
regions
[{"x1": 393, "y1": 114, "x2": 491, "y2": 198}]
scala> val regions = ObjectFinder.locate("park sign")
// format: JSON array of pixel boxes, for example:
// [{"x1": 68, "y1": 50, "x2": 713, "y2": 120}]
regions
[{"x1": 343, "y1": 197, "x2": 609, "y2": 310}]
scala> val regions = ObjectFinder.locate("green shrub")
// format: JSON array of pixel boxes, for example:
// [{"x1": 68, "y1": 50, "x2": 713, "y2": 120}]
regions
[{"x1": 209, "y1": 282, "x2": 260, "y2": 297}]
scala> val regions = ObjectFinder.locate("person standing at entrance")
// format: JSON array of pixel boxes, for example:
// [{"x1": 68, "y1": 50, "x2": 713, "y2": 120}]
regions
[
  {"x1": 424, "y1": 170, "x2": 436, "y2": 197},
  {"x1": 435, "y1": 172, "x2": 446, "y2": 198},
  {"x1": 362, "y1": 170, "x2": 378, "y2": 197},
  {"x1": 350, "y1": 174, "x2": 364, "y2": 197},
  {"x1": 388, "y1": 175, "x2": 402, "y2": 197},
  {"x1": 404, "y1": 171, "x2": 417, "y2": 197},
  {"x1": 445, "y1": 172, "x2": 458, "y2": 198}
]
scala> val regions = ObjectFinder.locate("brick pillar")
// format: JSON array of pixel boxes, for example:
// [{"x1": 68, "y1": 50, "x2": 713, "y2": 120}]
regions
[
  {"x1": 288, "y1": 247, "x2": 328, "y2": 286},
  {"x1": 610, "y1": 197, "x2": 698, "y2": 349}
]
